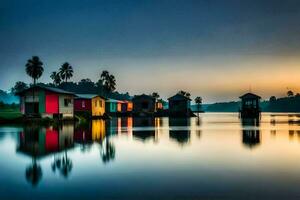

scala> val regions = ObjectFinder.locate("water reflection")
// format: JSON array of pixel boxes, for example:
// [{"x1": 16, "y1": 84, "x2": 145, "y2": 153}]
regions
[
  {"x1": 18, "y1": 123, "x2": 74, "y2": 185},
  {"x1": 100, "y1": 138, "x2": 115, "y2": 164},
  {"x1": 5, "y1": 113, "x2": 300, "y2": 198},
  {"x1": 169, "y1": 118, "x2": 191, "y2": 145},
  {"x1": 133, "y1": 117, "x2": 155, "y2": 142},
  {"x1": 25, "y1": 158, "x2": 42, "y2": 187},
  {"x1": 74, "y1": 120, "x2": 115, "y2": 164},
  {"x1": 241, "y1": 117, "x2": 261, "y2": 149},
  {"x1": 195, "y1": 116, "x2": 202, "y2": 138}
]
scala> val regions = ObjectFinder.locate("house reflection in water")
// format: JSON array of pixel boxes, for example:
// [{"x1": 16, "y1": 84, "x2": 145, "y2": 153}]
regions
[
  {"x1": 74, "y1": 120, "x2": 106, "y2": 146},
  {"x1": 106, "y1": 118, "x2": 119, "y2": 135},
  {"x1": 17, "y1": 124, "x2": 74, "y2": 185},
  {"x1": 74, "y1": 120, "x2": 116, "y2": 164},
  {"x1": 118, "y1": 117, "x2": 133, "y2": 135},
  {"x1": 133, "y1": 117, "x2": 155, "y2": 142},
  {"x1": 169, "y1": 118, "x2": 191, "y2": 145},
  {"x1": 241, "y1": 117, "x2": 261, "y2": 149}
]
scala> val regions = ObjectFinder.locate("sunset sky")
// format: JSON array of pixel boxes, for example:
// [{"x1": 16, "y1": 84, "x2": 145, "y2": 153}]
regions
[{"x1": 1, "y1": 0, "x2": 300, "y2": 103}]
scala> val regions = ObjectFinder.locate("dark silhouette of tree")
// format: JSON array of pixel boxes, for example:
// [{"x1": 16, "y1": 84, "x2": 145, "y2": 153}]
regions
[
  {"x1": 269, "y1": 96, "x2": 276, "y2": 103},
  {"x1": 25, "y1": 56, "x2": 43, "y2": 107},
  {"x1": 77, "y1": 78, "x2": 96, "y2": 93},
  {"x1": 100, "y1": 137, "x2": 115, "y2": 164},
  {"x1": 50, "y1": 71, "x2": 62, "y2": 86},
  {"x1": 60, "y1": 151, "x2": 72, "y2": 178},
  {"x1": 96, "y1": 79, "x2": 104, "y2": 95},
  {"x1": 25, "y1": 157, "x2": 42, "y2": 187},
  {"x1": 100, "y1": 70, "x2": 116, "y2": 94},
  {"x1": 195, "y1": 96, "x2": 202, "y2": 114},
  {"x1": 287, "y1": 90, "x2": 294, "y2": 97},
  {"x1": 25, "y1": 56, "x2": 44, "y2": 85},
  {"x1": 51, "y1": 151, "x2": 72, "y2": 178},
  {"x1": 152, "y1": 92, "x2": 160, "y2": 99},
  {"x1": 78, "y1": 78, "x2": 94, "y2": 87},
  {"x1": 59, "y1": 62, "x2": 74, "y2": 82},
  {"x1": 11, "y1": 81, "x2": 28, "y2": 94},
  {"x1": 177, "y1": 90, "x2": 191, "y2": 98}
]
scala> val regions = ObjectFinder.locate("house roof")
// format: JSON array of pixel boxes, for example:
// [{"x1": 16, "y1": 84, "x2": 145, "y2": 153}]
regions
[
  {"x1": 16, "y1": 85, "x2": 75, "y2": 95},
  {"x1": 75, "y1": 94, "x2": 106, "y2": 100},
  {"x1": 239, "y1": 92, "x2": 261, "y2": 99},
  {"x1": 106, "y1": 98, "x2": 123, "y2": 103},
  {"x1": 168, "y1": 93, "x2": 191, "y2": 101}
]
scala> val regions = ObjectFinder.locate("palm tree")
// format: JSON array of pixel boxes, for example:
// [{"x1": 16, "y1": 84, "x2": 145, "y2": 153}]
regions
[
  {"x1": 25, "y1": 56, "x2": 43, "y2": 112},
  {"x1": 287, "y1": 90, "x2": 294, "y2": 97},
  {"x1": 100, "y1": 70, "x2": 109, "y2": 80},
  {"x1": 152, "y1": 92, "x2": 160, "y2": 99},
  {"x1": 178, "y1": 90, "x2": 191, "y2": 98},
  {"x1": 100, "y1": 70, "x2": 116, "y2": 94},
  {"x1": 195, "y1": 96, "x2": 202, "y2": 115},
  {"x1": 59, "y1": 62, "x2": 73, "y2": 82},
  {"x1": 25, "y1": 56, "x2": 44, "y2": 85},
  {"x1": 108, "y1": 75, "x2": 116, "y2": 92},
  {"x1": 50, "y1": 71, "x2": 62, "y2": 86}
]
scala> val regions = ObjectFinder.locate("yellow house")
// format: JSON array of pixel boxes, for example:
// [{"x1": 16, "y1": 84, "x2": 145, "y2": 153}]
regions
[{"x1": 74, "y1": 94, "x2": 106, "y2": 117}]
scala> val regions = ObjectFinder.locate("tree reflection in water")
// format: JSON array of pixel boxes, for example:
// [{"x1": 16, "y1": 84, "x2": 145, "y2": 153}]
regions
[
  {"x1": 51, "y1": 150, "x2": 73, "y2": 178},
  {"x1": 25, "y1": 157, "x2": 42, "y2": 187},
  {"x1": 100, "y1": 137, "x2": 115, "y2": 164},
  {"x1": 196, "y1": 117, "x2": 202, "y2": 138}
]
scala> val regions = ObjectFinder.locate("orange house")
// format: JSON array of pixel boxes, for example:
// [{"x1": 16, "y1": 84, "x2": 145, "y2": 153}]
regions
[
  {"x1": 121, "y1": 100, "x2": 133, "y2": 113},
  {"x1": 74, "y1": 94, "x2": 106, "y2": 117}
]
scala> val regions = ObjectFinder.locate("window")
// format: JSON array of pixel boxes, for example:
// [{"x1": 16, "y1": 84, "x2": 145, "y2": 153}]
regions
[
  {"x1": 244, "y1": 100, "x2": 257, "y2": 108},
  {"x1": 100, "y1": 100, "x2": 102, "y2": 107},
  {"x1": 95, "y1": 100, "x2": 97, "y2": 107},
  {"x1": 64, "y1": 98, "x2": 72, "y2": 107},
  {"x1": 82, "y1": 101, "x2": 85, "y2": 108}
]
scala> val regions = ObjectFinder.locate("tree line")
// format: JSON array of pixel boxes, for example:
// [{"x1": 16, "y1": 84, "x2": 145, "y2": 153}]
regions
[
  {"x1": 11, "y1": 56, "x2": 124, "y2": 99},
  {"x1": 11, "y1": 56, "x2": 203, "y2": 106}
]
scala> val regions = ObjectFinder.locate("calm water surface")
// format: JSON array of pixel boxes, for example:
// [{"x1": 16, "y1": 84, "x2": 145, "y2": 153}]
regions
[{"x1": 1, "y1": 113, "x2": 300, "y2": 199}]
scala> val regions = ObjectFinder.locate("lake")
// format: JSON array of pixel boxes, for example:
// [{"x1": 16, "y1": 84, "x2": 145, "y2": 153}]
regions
[{"x1": 1, "y1": 113, "x2": 300, "y2": 199}]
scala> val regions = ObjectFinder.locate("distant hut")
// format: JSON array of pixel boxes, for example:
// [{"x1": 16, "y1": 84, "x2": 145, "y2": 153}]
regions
[
  {"x1": 155, "y1": 99, "x2": 164, "y2": 111},
  {"x1": 121, "y1": 100, "x2": 133, "y2": 113},
  {"x1": 168, "y1": 93, "x2": 193, "y2": 117},
  {"x1": 105, "y1": 99, "x2": 122, "y2": 115},
  {"x1": 74, "y1": 94, "x2": 106, "y2": 118},
  {"x1": 239, "y1": 92, "x2": 261, "y2": 118},
  {"x1": 132, "y1": 94, "x2": 156, "y2": 116},
  {"x1": 17, "y1": 85, "x2": 75, "y2": 119}
]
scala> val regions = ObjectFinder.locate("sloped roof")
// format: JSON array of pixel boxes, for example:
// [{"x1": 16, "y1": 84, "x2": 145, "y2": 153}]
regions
[
  {"x1": 239, "y1": 92, "x2": 261, "y2": 99},
  {"x1": 106, "y1": 98, "x2": 123, "y2": 103},
  {"x1": 168, "y1": 93, "x2": 191, "y2": 101},
  {"x1": 16, "y1": 85, "x2": 75, "y2": 95},
  {"x1": 75, "y1": 94, "x2": 106, "y2": 99}
]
